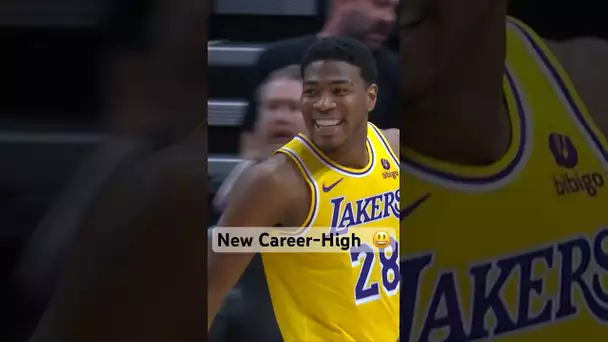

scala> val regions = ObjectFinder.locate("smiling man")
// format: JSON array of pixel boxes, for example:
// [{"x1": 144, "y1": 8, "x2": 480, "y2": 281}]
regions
[{"x1": 208, "y1": 36, "x2": 400, "y2": 341}]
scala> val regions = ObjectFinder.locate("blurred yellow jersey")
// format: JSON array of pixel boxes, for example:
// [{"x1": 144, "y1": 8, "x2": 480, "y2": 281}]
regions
[
  {"x1": 400, "y1": 17, "x2": 608, "y2": 341},
  {"x1": 263, "y1": 122, "x2": 400, "y2": 341}
]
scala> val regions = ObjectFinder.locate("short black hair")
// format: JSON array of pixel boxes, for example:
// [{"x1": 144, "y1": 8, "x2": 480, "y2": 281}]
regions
[{"x1": 300, "y1": 36, "x2": 378, "y2": 85}]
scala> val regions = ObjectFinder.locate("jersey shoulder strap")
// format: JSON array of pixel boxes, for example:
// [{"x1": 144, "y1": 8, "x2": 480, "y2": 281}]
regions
[{"x1": 273, "y1": 138, "x2": 320, "y2": 228}]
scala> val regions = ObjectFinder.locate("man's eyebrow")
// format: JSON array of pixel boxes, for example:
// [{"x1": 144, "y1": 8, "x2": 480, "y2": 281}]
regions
[{"x1": 303, "y1": 79, "x2": 353, "y2": 86}]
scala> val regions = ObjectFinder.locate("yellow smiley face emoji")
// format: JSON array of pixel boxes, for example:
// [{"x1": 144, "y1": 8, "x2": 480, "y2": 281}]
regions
[{"x1": 372, "y1": 231, "x2": 391, "y2": 249}]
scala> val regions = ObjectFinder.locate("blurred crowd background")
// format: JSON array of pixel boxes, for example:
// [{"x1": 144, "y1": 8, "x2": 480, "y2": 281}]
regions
[{"x1": 0, "y1": 0, "x2": 605, "y2": 341}]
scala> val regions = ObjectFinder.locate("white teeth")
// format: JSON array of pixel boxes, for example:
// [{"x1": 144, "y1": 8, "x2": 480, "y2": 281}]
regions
[{"x1": 315, "y1": 119, "x2": 340, "y2": 127}]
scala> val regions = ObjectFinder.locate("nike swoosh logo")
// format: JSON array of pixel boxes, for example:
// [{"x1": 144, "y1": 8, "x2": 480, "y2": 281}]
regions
[
  {"x1": 322, "y1": 178, "x2": 344, "y2": 192},
  {"x1": 401, "y1": 193, "x2": 431, "y2": 220}
]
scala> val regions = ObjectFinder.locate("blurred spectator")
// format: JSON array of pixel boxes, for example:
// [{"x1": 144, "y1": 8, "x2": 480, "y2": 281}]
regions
[
  {"x1": 214, "y1": 65, "x2": 305, "y2": 211},
  {"x1": 239, "y1": 0, "x2": 399, "y2": 158},
  {"x1": 250, "y1": 66, "x2": 307, "y2": 157}
]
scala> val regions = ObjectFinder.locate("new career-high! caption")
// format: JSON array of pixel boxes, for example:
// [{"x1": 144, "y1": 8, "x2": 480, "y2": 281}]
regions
[{"x1": 211, "y1": 227, "x2": 397, "y2": 253}]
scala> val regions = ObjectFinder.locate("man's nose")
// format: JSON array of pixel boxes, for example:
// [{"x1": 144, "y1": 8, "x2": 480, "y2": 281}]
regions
[{"x1": 313, "y1": 94, "x2": 336, "y2": 112}]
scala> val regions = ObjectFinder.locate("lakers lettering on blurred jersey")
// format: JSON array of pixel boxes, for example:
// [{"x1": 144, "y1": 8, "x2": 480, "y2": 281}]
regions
[
  {"x1": 400, "y1": 17, "x2": 608, "y2": 341},
  {"x1": 263, "y1": 123, "x2": 400, "y2": 341}
]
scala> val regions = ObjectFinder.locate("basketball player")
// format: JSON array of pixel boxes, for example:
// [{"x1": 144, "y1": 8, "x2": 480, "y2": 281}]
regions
[
  {"x1": 208, "y1": 36, "x2": 400, "y2": 341},
  {"x1": 399, "y1": 1, "x2": 608, "y2": 341}
]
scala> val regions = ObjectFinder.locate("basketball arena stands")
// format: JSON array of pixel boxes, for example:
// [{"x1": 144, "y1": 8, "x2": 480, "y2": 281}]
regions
[{"x1": 207, "y1": 0, "x2": 325, "y2": 216}]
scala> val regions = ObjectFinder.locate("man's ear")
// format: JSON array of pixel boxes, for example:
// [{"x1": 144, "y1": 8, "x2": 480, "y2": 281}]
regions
[{"x1": 366, "y1": 83, "x2": 378, "y2": 112}]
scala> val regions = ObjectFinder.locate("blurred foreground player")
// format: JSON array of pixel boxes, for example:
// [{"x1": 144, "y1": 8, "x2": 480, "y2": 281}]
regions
[
  {"x1": 208, "y1": 37, "x2": 400, "y2": 341},
  {"x1": 399, "y1": 1, "x2": 608, "y2": 341},
  {"x1": 28, "y1": 0, "x2": 208, "y2": 341}
]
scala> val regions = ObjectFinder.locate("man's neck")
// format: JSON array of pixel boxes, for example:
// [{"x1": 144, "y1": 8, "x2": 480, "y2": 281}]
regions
[
  {"x1": 402, "y1": 12, "x2": 510, "y2": 165},
  {"x1": 326, "y1": 125, "x2": 369, "y2": 169}
]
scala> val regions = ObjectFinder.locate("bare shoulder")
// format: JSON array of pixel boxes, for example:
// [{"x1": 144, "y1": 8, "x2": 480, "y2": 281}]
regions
[
  {"x1": 221, "y1": 152, "x2": 309, "y2": 226},
  {"x1": 382, "y1": 128, "x2": 400, "y2": 155},
  {"x1": 234, "y1": 153, "x2": 304, "y2": 199},
  {"x1": 546, "y1": 38, "x2": 608, "y2": 137}
]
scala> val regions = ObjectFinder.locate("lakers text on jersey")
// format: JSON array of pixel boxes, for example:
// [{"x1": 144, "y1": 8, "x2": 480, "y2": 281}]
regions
[
  {"x1": 400, "y1": 17, "x2": 608, "y2": 342},
  {"x1": 263, "y1": 123, "x2": 400, "y2": 341}
]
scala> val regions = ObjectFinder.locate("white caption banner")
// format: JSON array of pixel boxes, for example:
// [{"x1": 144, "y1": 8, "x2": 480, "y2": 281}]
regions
[{"x1": 211, "y1": 226, "x2": 398, "y2": 253}]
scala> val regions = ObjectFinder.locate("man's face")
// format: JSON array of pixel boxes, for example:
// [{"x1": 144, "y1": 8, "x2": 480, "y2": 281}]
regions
[
  {"x1": 257, "y1": 78, "x2": 306, "y2": 146},
  {"x1": 399, "y1": 0, "x2": 502, "y2": 101},
  {"x1": 340, "y1": 0, "x2": 398, "y2": 48},
  {"x1": 301, "y1": 60, "x2": 377, "y2": 153}
]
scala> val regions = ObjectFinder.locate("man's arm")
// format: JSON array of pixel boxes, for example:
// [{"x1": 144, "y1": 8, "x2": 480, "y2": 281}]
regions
[
  {"x1": 547, "y1": 38, "x2": 608, "y2": 137},
  {"x1": 207, "y1": 157, "x2": 294, "y2": 329}
]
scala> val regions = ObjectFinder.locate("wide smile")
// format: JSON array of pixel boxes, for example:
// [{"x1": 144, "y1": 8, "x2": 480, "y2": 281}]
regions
[
  {"x1": 314, "y1": 119, "x2": 342, "y2": 127},
  {"x1": 313, "y1": 119, "x2": 344, "y2": 136}
]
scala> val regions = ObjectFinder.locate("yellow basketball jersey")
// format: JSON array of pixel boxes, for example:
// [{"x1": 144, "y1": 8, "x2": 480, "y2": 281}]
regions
[
  {"x1": 262, "y1": 122, "x2": 400, "y2": 341},
  {"x1": 400, "y1": 17, "x2": 608, "y2": 341}
]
